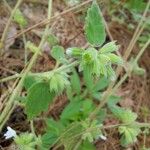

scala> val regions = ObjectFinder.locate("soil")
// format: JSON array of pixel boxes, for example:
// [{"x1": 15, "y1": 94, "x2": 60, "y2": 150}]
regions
[{"x1": 0, "y1": 0, "x2": 149, "y2": 149}]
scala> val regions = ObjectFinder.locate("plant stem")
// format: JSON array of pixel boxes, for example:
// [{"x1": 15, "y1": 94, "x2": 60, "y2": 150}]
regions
[
  {"x1": 123, "y1": 0, "x2": 150, "y2": 61},
  {"x1": 0, "y1": 0, "x2": 53, "y2": 131},
  {"x1": 30, "y1": 120, "x2": 36, "y2": 137},
  {"x1": 0, "y1": 0, "x2": 23, "y2": 55},
  {"x1": 0, "y1": 61, "x2": 79, "y2": 83},
  {"x1": 89, "y1": 39, "x2": 150, "y2": 119}
]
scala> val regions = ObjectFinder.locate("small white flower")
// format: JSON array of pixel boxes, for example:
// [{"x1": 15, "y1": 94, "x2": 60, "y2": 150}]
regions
[
  {"x1": 4, "y1": 126, "x2": 17, "y2": 139},
  {"x1": 100, "y1": 135, "x2": 107, "y2": 141}
]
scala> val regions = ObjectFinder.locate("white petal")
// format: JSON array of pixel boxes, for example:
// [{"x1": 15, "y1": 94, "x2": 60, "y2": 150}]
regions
[
  {"x1": 4, "y1": 126, "x2": 16, "y2": 139},
  {"x1": 100, "y1": 135, "x2": 107, "y2": 140}
]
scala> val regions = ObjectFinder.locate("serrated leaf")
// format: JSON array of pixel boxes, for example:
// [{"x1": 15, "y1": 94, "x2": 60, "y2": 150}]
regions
[
  {"x1": 26, "y1": 82, "x2": 55, "y2": 119},
  {"x1": 109, "y1": 105, "x2": 137, "y2": 124},
  {"x1": 51, "y1": 45, "x2": 65, "y2": 61},
  {"x1": 49, "y1": 72, "x2": 70, "y2": 93},
  {"x1": 119, "y1": 126, "x2": 141, "y2": 147},
  {"x1": 85, "y1": 1, "x2": 106, "y2": 47},
  {"x1": 70, "y1": 70, "x2": 81, "y2": 94},
  {"x1": 99, "y1": 41, "x2": 119, "y2": 53}
]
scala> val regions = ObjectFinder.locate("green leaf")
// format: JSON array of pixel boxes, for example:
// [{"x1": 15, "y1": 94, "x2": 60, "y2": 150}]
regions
[
  {"x1": 107, "y1": 95, "x2": 121, "y2": 106},
  {"x1": 119, "y1": 125, "x2": 141, "y2": 147},
  {"x1": 109, "y1": 105, "x2": 137, "y2": 124},
  {"x1": 26, "y1": 82, "x2": 55, "y2": 119},
  {"x1": 99, "y1": 41, "x2": 119, "y2": 53},
  {"x1": 98, "y1": 54, "x2": 111, "y2": 64},
  {"x1": 70, "y1": 70, "x2": 81, "y2": 94},
  {"x1": 83, "y1": 67, "x2": 94, "y2": 92},
  {"x1": 60, "y1": 99, "x2": 83, "y2": 121},
  {"x1": 23, "y1": 74, "x2": 42, "y2": 90},
  {"x1": 107, "y1": 53, "x2": 123, "y2": 65},
  {"x1": 46, "y1": 118, "x2": 64, "y2": 136},
  {"x1": 49, "y1": 72, "x2": 70, "y2": 93},
  {"x1": 51, "y1": 45, "x2": 65, "y2": 61},
  {"x1": 85, "y1": 1, "x2": 106, "y2": 47},
  {"x1": 13, "y1": 9, "x2": 27, "y2": 27},
  {"x1": 81, "y1": 100, "x2": 95, "y2": 118},
  {"x1": 78, "y1": 140, "x2": 96, "y2": 150},
  {"x1": 125, "y1": 0, "x2": 146, "y2": 12},
  {"x1": 93, "y1": 77, "x2": 109, "y2": 92},
  {"x1": 41, "y1": 133, "x2": 57, "y2": 149},
  {"x1": 96, "y1": 109, "x2": 107, "y2": 123},
  {"x1": 14, "y1": 133, "x2": 36, "y2": 150},
  {"x1": 106, "y1": 65, "x2": 116, "y2": 81},
  {"x1": 92, "y1": 92, "x2": 102, "y2": 100}
]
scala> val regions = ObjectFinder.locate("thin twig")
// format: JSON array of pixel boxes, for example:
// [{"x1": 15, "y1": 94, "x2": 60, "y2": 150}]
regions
[
  {"x1": 0, "y1": 0, "x2": 23, "y2": 55},
  {"x1": 6, "y1": 0, "x2": 93, "y2": 41},
  {"x1": 0, "y1": 0, "x2": 53, "y2": 131}
]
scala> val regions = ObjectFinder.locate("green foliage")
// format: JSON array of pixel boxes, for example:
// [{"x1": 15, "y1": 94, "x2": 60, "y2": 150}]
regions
[
  {"x1": 119, "y1": 125, "x2": 141, "y2": 147},
  {"x1": 14, "y1": 133, "x2": 40, "y2": 150},
  {"x1": 51, "y1": 45, "x2": 65, "y2": 62},
  {"x1": 85, "y1": 0, "x2": 106, "y2": 47},
  {"x1": 61, "y1": 97, "x2": 94, "y2": 121},
  {"x1": 70, "y1": 69, "x2": 81, "y2": 95},
  {"x1": 49, "y1": 72, "x2": 70, "y2": 93},
  {"x1": 81, "y1": 119, "x2": 104, "y2": 143},
  {"x1": 99, "y1": 41, "x2": 119, "y2": 53},
  {"x1": 23, "y1": 74, "x2": 42, "y2": 90},
  {"x1": 18, "y1": 1, "x2": 147, "y2": 149},
  {"x1": 25, "y1": 82, "x2": 55, "y2": 119},
  {"x1": 107, "y1": 53, "x2": 123, "y2": 65},
  {"x1": 125, "y1": 0, "x2": 146, "y2": 13},
  {"x1": 78, "y1": 140, "x2": 96, "y2": 150},
  {"x1": 78, "y1": 42, "x2": 122, "y2": 80},
  {"x1": 109, "y1": 105, "x2": 137, "y2": 124},
  {"x1": 13, "y1": 9, "x2": 27, "y2": 27}
]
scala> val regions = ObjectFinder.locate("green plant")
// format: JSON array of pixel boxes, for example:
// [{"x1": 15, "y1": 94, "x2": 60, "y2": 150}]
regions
[{"x1": 1, "y1": 0, "x2": 150, "y2": 149}]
